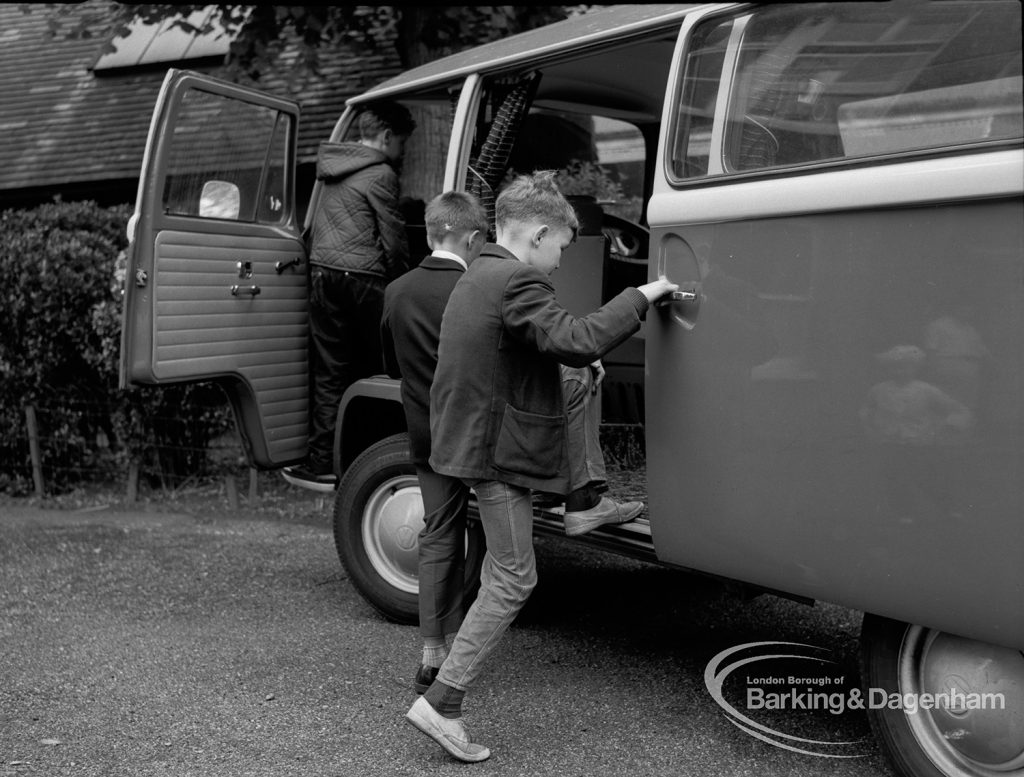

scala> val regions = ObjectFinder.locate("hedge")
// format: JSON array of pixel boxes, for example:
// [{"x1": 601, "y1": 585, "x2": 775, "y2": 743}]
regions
[{"x1": 0, "y1": 199, "x2": 233, "y2": 495}]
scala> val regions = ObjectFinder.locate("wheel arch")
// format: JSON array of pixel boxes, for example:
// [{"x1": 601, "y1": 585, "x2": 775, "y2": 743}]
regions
[{"x1": 334, "y1": 377, "x2": 407, "y2": 473}]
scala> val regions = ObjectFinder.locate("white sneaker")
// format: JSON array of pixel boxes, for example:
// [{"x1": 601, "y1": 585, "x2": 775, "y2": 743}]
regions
[
  {"x1": 563, "y1": 496, "x2": 644, "y2": 537},
  {"x1": 406, "y1": 696, "x2": 491, "y2": 763}
]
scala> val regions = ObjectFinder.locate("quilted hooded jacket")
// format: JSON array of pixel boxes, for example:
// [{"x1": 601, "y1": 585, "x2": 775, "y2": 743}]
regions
[{"x1": 308, "y1": 141, "x2": 410, "y2": 280}]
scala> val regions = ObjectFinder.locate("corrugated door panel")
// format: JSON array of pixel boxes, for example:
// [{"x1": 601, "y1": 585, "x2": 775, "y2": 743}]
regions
[{"x1": 152, "y1": 230, "x2": 308, "y2": 464}]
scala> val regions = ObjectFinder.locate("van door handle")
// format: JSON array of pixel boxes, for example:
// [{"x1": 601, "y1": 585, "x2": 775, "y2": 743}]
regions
[
  {"x1": 231, "y1": 285, "x2": 261, "y2": 296},
  {"x1": 274, "y1": 257, "x2": 301, "y2": 274},
  {"x1": 275, "y1": 257, "x2": 302, "y2": 273},
  {"x1": 655, "y1": 289, "x2": 698, "y2": 307}
]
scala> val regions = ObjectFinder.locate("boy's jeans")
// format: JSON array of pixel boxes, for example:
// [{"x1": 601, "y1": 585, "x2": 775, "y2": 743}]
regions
[
  {"x1": 436, "y1": 479, "x2": 537, "y2": 692},
  {"x1": 433, "y1": 365, "x2": 605, "y2": 691}
]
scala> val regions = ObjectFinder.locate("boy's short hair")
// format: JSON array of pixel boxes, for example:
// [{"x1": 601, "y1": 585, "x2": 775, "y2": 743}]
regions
[
  {"x1": 358, "y1": 101, "x2": 416, "y2": 139},
  {"x1": 495, "y1": 170, "x2": 579, "y2": 234},
  {"x1": 425, "y1": 191, "x2": 488, "y2": 245}
]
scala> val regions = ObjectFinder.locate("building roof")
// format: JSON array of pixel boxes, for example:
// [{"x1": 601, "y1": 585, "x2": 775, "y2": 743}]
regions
[{"x1": 0, "y1": 2, "x2": 402, "y2": 204}]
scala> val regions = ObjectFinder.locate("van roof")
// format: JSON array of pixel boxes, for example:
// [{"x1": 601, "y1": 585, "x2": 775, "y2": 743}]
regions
[{"x1": 351, "y1": 3, "x2": 722, "y2": 103}]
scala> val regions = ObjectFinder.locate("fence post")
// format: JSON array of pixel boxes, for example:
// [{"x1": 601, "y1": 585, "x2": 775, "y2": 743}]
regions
[
  {"x1": 225, "y1": 474, "x2": 239, "y2": 510},
  {"x1": 24, "y1": 406, "x2": 44, "y2": 497},
  {"x1": 126, "y1": 460, "x2": 140, "y2": 503}
]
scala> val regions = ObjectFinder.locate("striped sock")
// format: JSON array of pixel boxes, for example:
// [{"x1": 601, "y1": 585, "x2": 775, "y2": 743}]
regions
[
  {"x1": 424, "y1": 680, "x2": 465, "y2": 719},
  {"x1": 423, "y1": 639, "x2": 447, "y2": 669}
]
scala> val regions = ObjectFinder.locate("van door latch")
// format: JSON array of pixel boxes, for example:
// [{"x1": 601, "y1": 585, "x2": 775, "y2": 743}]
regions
[
  {"x1": 231, "y1": 285, "x2": 261, "y2": 297},
  {"x1": 655, "y1": 290, "x2": 698, "y2": 307},
  {"x1": 275, "y1": 257, "x2": 302, "y2": 274}
]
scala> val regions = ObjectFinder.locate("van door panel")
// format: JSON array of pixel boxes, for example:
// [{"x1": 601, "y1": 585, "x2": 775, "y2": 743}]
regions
[
  {"x1": 150, "y1": 232, "x2": 306, "y2": 378},
  {"x1": 647, "y1": 198, "x2": 1024, "y2": 647},
  {"x1": 150, "y1": 230, "x2": 308, "y2": 463},
  {"x1": 121, "y1": 70, "x2": 306, "y2": 469}
]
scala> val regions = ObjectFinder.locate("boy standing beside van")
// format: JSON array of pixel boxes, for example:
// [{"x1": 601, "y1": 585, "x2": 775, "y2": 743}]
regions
[
  {"x1": 405, "y1": 172, "x2": 677, "y2": 762},
  {"x1": 383, "y1": 189, "x2": 650, "y2": 707},
  {"x1": 380, "y1": 191, "x2": 489, "y2": 695},
  {"x1": 284, "y1": 102, "x2": 417, "y2": 491}
]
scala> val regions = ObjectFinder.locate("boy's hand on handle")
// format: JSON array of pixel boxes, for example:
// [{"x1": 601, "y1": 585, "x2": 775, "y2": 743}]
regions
[{"x1": 638, "y1": 277, "x2": 680, "y2": 303}]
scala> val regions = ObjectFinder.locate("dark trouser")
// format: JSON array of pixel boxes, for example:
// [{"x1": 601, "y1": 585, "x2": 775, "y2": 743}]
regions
[
  {"x1": 415, "y1": 464, "x2": 470, "y2": 641},
  {"x1": 308, "y1": 267, "x2": 387, "y2": 473}
]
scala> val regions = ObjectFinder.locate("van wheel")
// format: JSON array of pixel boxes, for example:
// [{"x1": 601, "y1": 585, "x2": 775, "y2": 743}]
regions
[
  {"x1": 859, "y1": 613, "x2": 1024, "y2": 777},
  {"x1": 332, "y1": 433, "x2": 484, "y2": 625}
]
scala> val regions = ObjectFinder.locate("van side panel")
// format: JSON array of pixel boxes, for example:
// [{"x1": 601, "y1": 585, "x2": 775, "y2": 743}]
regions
[{"x1": 646, "y1": 195, "x2": 1024, "y2": 648}]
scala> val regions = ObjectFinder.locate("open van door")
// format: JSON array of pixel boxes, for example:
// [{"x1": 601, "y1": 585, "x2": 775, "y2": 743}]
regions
[{"x1": 120, "y1": 69, "x2": 308, "y2": 469}]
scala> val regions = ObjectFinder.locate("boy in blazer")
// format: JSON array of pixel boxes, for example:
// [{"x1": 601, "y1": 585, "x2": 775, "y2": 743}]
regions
[
  {"x1": 405, "y1": 173, "x2": 678, "y2": 762},
  {"x1": 381, "y1": 192, "x2": 488, "y2": 698},
  {"x1": 382, "y1": 191, "x2": 648, "y2": 712}
]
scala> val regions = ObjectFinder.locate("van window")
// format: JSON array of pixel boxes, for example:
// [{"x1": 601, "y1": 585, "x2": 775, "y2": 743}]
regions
[
  {"x1": 461, "y1": 58, "x2": 668, "y2": 324},
  {"x1": 503, "y1": 109, "x2": 645, "y2": 224},
  {"x1": 586, "y1": 116, "x2": 646, "y2": 224},
  {"x1": 672, "y1": 1, "x2": 1023, "y2": 178},
  {"x1": 162, "y1": 87, "x2": 291, "y2": 222},
  {"x1": 671, "y1": 16, "x2": 734, "y2": 178},
  {"x1": 461, "y1": 22, "x2": 676, "y2": 234},
  {"x1": 463, "y1": 90, "x2": 651, "y2": 228}
]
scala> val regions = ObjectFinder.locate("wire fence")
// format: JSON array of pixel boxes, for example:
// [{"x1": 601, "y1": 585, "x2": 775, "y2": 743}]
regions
[
  {"x1": 2, "y1": 395, "x2": 647, "y2": 515},
  {"x1": 2, "y1": 396, "x2": 257, "y2": 504}
]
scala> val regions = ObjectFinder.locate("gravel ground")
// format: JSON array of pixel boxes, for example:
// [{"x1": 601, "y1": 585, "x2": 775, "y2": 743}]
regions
[{"x1": 0, "y1": 474, "x2": 893, "y2": 777}]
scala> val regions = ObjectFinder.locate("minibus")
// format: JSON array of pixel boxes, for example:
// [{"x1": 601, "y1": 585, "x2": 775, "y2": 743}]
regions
[{"x1": 120, "y1": 4, "x2": 1023, "y2": 775}]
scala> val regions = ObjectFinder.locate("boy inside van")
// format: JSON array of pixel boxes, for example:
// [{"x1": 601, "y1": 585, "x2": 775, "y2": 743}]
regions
[
  {"x1": 405, "y1": 172, "x2": 677, "y2": 762},
  {"x1": 284, "y1": 101, "x2": 416, "y2": 491}
]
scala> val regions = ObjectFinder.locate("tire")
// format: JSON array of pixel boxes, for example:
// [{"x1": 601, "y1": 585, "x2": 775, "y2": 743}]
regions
[
  {"x1": 332, "y1": 433, "x2": 484, "y2": 624},
  {"x1": 860, "y1": 613, "x2": 1024, "y2": 777}
]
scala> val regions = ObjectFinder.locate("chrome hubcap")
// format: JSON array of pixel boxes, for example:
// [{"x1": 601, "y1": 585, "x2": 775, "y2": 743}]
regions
[
  {"x1": 361, "y1": 475, "x2": 424, "y2": 595},
  {"x1": 899, "y1": 625, "x2": 1024, "y2": 775}
]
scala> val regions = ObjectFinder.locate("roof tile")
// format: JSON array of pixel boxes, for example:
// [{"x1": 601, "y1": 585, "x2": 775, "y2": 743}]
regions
[{"x1": 0, "y1": 2, "x2": 402, "y2": 195}]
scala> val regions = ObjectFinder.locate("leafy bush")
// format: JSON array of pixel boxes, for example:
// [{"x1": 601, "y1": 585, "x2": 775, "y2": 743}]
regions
[{"x1": 0, "y1": 199, "x2": 234, "y2": 495}]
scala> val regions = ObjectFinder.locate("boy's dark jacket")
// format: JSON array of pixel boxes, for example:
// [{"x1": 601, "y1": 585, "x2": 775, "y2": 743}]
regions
[
  {"x1": 308, "y1": 141, "x2": 410, "y2": 280},
  {"x1": 429, "y1": 243, "x2": 649, "y2": 494},
  {"x1": 380, "y1": 254, "x2": 466, "y2": 465}
]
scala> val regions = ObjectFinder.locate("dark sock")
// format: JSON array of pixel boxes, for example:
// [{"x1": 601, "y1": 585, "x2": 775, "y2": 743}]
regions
[
  {"x1": 565, "y1": 483, "x2": 600, "y2": 512},
  {"x1": 424, "y1": 680, "x2": 465, "y2": 719}
]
